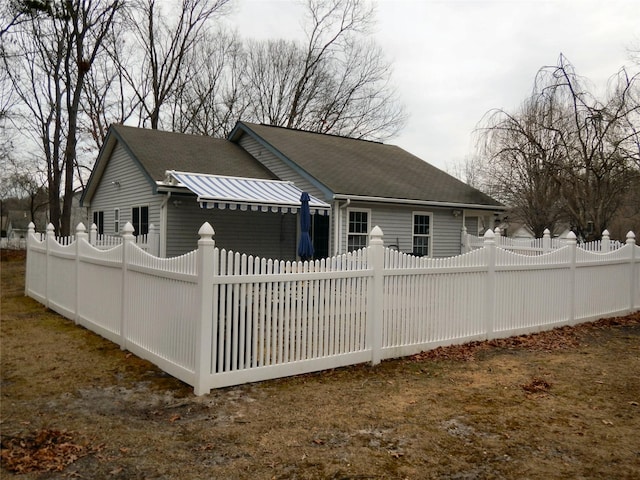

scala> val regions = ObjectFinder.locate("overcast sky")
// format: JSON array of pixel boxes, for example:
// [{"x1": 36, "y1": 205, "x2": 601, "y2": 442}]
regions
[{"x1": 224, "y1": 0, "x2": 639, "y2": 172}]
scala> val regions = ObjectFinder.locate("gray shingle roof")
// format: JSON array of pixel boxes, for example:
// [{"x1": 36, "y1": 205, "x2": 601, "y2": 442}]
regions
[
  {"x1": 236, "y1": 122, "x2": 502, "y2": 207},
  {"x1": 111, "y1": 124, "x2": 276, "y2": 181}
]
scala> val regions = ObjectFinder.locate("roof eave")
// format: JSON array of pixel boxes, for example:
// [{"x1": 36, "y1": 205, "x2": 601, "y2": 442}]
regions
[{"x1": 332, "y1": 194, "x2": 506, "y2": 211}]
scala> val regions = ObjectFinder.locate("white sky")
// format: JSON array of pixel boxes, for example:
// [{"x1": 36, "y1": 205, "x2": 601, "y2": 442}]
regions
[{"x1": 224, "y1": 0, "x2": 639, "y2": 172}]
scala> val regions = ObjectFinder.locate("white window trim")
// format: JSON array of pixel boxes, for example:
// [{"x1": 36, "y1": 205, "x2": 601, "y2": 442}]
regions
[
  {"x1": 346, "y1": 208, "x2": 371, "y2": 251},
  {"x1": 412, "y1": 211, "x2": 433, "y2": 257},
  {"x1": 114, "y1": 208, "x2": 120, "y2": 234}
]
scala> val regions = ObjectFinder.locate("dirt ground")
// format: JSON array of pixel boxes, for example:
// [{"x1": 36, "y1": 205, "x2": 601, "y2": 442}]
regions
[{"x1": 1, "y1": 250, "x2": 640, "y2": 479}]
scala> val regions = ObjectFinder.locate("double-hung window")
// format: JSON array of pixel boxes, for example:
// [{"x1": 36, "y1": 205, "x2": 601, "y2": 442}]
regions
[
  {"x1": 131, "y1": 206, "x2": 149, "y2": 236},
  {"x1": 93, "y1": 211, "x2": 104, "y2": 235},
  {"x1": 347, "y1": 209, "x2": 369, "y2": 251},
  {"x1": 412, "y1": 212, "x2": 432, "y2": 257}
]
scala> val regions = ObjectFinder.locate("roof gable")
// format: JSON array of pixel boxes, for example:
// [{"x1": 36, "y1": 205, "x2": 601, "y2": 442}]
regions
[
  {"x1": 231, "y1": 122, "x2": 502, "y2": 208},
  {"x1": 83, "y1": 124, "x2": 276, "y2": 205}
]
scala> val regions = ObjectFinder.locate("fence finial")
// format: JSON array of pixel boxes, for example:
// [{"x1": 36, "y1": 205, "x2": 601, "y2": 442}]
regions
[
  {"x1": 28, "y1": 222, "x2": 35, "y2": 234},
  {"x1": 566, "y1": 231, "x2": 577, "y2": 243},
  {"x1": 122, "y1": 222, "x2": 135, "y2": 238},
  {"x1": 46, "y1": 223, "x2": 55, "y2": 236},
  {"x1": 76, "y1": 223, "x2": 86, "y2": 234},
  {"x1": 626, "y1": 231, "x2": 636, "y2": 244},
  {"x1": 198, "y1": 222, "x2": 215, "y2": 243},
  {"x1": 483, "y1": 228, "x2": 495, "y2": 245},
  {"x1": 369, "y1": 226, "x2": 384, "y2": 246}
]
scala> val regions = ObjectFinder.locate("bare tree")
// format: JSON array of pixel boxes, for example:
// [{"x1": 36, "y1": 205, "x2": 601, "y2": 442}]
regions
[
  {"x1": 239, "y1": 0, "x2": 405, "y2": 141},
  {"x1": 81, "y1": 18, "x2": 140, "y2": 150},
  {"x1": 477, "y1": 55, "x2": 640, "y2": 240},
  {"x1": 3, "y1": 0, "x2": 123, "y2": 235},
  {"x1": 477, "y1": 97, "x2": 567, "y2": 237},
  {"x1": 170, "y1": 27, "x2": 248, "y2": 137},
  {"x1": 121, "y1": 0, "x2": 231, "y2": 130}
]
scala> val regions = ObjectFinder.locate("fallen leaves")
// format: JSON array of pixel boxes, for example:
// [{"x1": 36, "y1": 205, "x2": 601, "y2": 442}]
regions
[
  {"x1": 409, "y1": 312, "x2": 640, "y2": 363},
  {"x1": 0, "y1": 429, "x2": 98, "y2": 474},
  {"x1": 522, "y1": 377, "x2": 552, "y2": 394}
]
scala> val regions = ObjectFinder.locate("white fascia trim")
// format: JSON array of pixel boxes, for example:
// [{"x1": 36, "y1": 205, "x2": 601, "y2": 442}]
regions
[{"x1": 332, "y1": 194, "x2": 507, "y2": 211}]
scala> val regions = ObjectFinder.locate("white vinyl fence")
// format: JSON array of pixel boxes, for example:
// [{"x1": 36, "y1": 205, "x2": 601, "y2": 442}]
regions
[
  {"x1": 462, "y1": 227, "x2": 624, "y2": 255},
  {"x1": 26, "y1": 222, "x2": 640, "y2": 395}
]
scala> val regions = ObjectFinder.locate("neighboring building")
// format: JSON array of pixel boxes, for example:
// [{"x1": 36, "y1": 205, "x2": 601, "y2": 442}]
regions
[
  {"x1": 81, "y1": 122, "x2": 504, "y2": 259},
  {"x1": 5, "y1": 210, "x2": 32, "y2": 241}
]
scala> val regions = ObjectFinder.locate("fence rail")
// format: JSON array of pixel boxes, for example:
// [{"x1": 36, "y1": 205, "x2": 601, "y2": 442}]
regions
[
  {"x1": 26, "y1": 222, "x2": 640, "y2": 395},
  {"x1": 462, "y1": 227, "x2": 624, "y2": 255}
]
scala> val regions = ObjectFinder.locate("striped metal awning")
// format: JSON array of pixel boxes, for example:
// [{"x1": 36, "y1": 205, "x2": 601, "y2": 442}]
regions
[{"x1": 167, "y1": 171, "x2": 331, "y2": 215}]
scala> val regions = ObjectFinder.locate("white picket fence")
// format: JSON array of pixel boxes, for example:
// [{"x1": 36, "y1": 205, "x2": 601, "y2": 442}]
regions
[
  {"x1": 26, "y1": 223, "x2": 160, "y2": 255},
  {"x1": 25, "y1": 221, "x2": 640, "y2": 395},
  {"x1": 462, "y1": 227, "x2": 624, "y2": 255}
]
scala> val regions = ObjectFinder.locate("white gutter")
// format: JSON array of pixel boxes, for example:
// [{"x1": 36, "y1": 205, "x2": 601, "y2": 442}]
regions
[
  {"x1": 332, "y1": 194, "x2": 506, "y2": 211},
  {"x1": 333, "y1": 198, "x2": 351, "y2": 255},
  {"x1": 159, "y1": 191, "x2": 171, "y2": 257}
]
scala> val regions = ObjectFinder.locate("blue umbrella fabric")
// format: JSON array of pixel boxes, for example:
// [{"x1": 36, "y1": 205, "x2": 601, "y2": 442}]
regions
[{"x1": 297, "y1": 192, "x2": 314, "y2": 261}]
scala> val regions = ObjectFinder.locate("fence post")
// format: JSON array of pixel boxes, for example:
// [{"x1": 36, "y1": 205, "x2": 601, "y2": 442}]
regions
[
  {"x1": 461, "y1": 226, "x2": 468, "y2": 254},
  {"x1": 627, "y1": 231, "x2": 637, "y2": 311},
  {"x1": 90, "y1": 223, "x2": 97, "y2": 246},
  {"x1": 543, "y1": 229, "x2": 551, "y2": 254},
  {"x1": 566, "y1": 231, "x2": 577, "y2": 324},
  {"x1": 25, "y1": 222, "x2": 36, "y2": 296},
  {"x1": 74, "y1": 223, "x2": 88, "y2": 324},
  {"x1": 45, "y1": 223, "x2": 55, "y2": 309},
  {"x1": 120, "y1": 222, "x2": 135, "y2": 351},
  {"x1": 368, "y1": 226, "x2": 384, "y2": 365},
  {"x1": 147, "y1": 224, "x2": 159, "y2": 256},
  {"x1": 601, "y1": 230, "x2": 610, "y2": 253},
  {"x1": 195, "y1": 222, "x2": 216, "y2": 396},
  {"x1": 483, "y1": 229, "x2": 497, "y2": 339}
]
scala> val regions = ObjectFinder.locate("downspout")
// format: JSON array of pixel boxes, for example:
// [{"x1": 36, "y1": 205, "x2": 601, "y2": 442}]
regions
[
  {"x1": 334, "y1": 198, "x2": 350, "y2": 255},
  {"x1": 160, "y1": 191, "x2": 171, "y2": 257}
]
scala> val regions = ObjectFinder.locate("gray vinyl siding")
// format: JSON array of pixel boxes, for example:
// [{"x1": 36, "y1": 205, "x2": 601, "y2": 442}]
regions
[
  {"x1": 432, "y1": 210, "x2": 464, "y2": 258},
  {"x1": 87, "y1": 143, "x2": 161, "y2": 234},
  {"x1": 165, "y1": 196, "x2": 297, "y2": 259},
  {"x1": 238, "y1": 135, "x2": 328, "y2": 201},
  {"x1": 338, "y1": 202, "x2": 464, "y2": 258}
]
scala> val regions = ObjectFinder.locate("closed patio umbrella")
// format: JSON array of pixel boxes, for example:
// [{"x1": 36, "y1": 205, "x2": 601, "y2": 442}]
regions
[{"x1": 297, "y1": 192, "x2": 314, "y2": 261}]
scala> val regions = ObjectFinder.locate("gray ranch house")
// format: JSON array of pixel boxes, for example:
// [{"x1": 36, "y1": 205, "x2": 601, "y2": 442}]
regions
[{"x1": 81, "y1": 122, "x2": 504, "y2": 259}]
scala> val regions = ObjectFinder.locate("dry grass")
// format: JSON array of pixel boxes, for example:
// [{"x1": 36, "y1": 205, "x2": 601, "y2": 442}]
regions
[{"x1": 2, "y1": 250, "x2": 639, "y2": 479}]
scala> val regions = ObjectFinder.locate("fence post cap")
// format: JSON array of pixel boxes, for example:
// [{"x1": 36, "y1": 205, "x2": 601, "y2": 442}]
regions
[
  {"x1": 461, "y1": 225, "x2": 467, "y2": 233},
  {"x1": 543, "y1": 228, "x2": 551, "y2": 236},
  {"x1": 566, "y1": 231, "x2": 577, "y2": 243},
  {"x1": 602, "y1": 229, "x2": 610, "y2": 237},
  {"x1": 28, "y1": 222, "x2": 35, "y2": 232},
  {"x1": 369, "y1": 225, "x2": 384, "y2": 245},
  {"x1": 46, "y1": 223, "x2": 55, "y2": 234},
  {"x1": 483, "y1": 229, "x2": 495, "y2": 239},
  {"x1": 122, "y1": 222, "x2": 135, "y2": 238},
  {"x1": 76, "y1": 222, "x2": 86, "y2": 234},
  {"x1": 198, "y1": 222, "x2": 215, "y2": 237},
  {"x1": 626, "y1": 231, "x2": 636, "y2": 244}
]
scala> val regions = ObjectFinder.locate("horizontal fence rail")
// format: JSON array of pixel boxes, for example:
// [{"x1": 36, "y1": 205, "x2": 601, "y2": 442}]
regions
[
  {"x1": 25, "y1": 222, "x2": 640, "y2": 395},
  {"x1": 462, "y1": 227, "x2": 624, "y2": 255}
]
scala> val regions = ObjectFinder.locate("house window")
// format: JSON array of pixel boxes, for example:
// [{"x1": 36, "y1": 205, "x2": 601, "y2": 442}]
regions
[
  {"x1": 412, "y1": 212, "x2": 432, "y2": 256},
  {"x1": 131, "y1": 206, "x2": 149, "y2": 236},
  {"x1": 347, "y1": 209, "x2": 369, "y2": 251},
  {"x1": 114, "y1": 208, "x2": 120, "y2": 234},
  {"x1": 93, "y1": 211, "x2": 104, "y2": 235}
]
